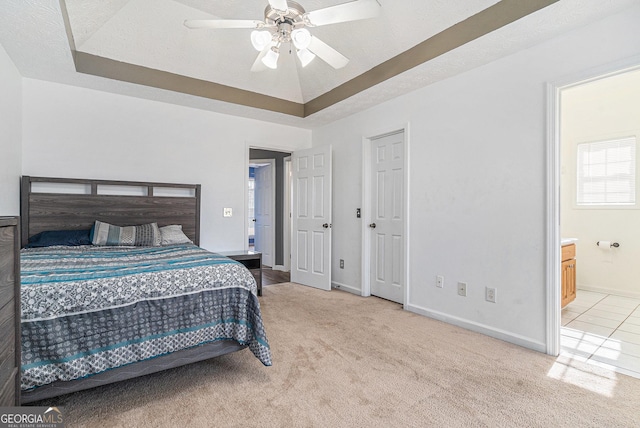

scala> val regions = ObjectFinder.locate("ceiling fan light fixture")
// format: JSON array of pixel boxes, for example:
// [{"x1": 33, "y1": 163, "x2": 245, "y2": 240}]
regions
[
  {"x1": 262, "y1": 46, "x2": 280, "y2": 69},
  {"x1": 186, "y1": 0, "x2": 375, "y2": 72},
  {"x1": 291, "y1": 28, "x2": 311, "y2": 50},
  {"x1": 251, "y1": 30, "x2": 272, "y2": 51},
  {"x1": 296, "y1": 48, "x2": 315, "y2": 67}
]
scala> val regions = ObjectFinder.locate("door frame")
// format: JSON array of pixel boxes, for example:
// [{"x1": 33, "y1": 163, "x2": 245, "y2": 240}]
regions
[
  {"x1": 242, "y1": 141, "x2": 295, "y2": 258},
  {"x1": 361, "y1": 124, "x2": 411, "y2": 308},
  {"x1": 283, "y1": 156, "x2": 292, "y2": 272},
  {"x1": 250, "y1": 158, "x2": 276, "y2": 266},
  {"x1": 545, "y1": 56, "x2": 640, "y2": 356}
]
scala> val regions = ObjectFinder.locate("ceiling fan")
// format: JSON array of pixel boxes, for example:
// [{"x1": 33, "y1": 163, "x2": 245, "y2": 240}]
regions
[{"x1": 184, "y1": 0, "x2": 381, "y2": 71}]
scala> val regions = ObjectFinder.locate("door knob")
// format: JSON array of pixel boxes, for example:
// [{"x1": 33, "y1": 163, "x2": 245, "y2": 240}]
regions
[
  {"x1": 322, "y1": 223, "x2": 329, "y2": 229},
  {"x1": 369, "y1": 223, "x2": 376, "y2": 228}
]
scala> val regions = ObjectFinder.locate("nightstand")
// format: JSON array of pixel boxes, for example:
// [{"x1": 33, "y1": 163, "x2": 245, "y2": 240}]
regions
[{"x1": 220, "y1": 251, "x2": 262, "y2": 296}]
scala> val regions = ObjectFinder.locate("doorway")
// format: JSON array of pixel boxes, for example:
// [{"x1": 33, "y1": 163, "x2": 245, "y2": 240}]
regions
[
  {"x1": 247, "y1": 148, "x2": 292, "y2": 272},
  {"x1": 548, "y1": 63, "x2": 640, "y2": 376},
  {"x1": 556, "y1": 68, "x2": 640, "y2": 377}
]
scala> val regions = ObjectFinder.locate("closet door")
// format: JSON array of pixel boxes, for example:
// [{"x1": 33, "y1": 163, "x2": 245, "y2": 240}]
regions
[{"x1": 291, "y1": 146, "x2": 332, "y2": 291}]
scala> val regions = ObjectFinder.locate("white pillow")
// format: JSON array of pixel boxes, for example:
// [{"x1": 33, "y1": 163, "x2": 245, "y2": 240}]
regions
[{"x1": 159, "y1": 225, "x2": 193, "y2": 246}]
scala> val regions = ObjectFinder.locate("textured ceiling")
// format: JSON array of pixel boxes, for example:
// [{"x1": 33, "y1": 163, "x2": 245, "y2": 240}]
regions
[
  {"x1": 65, "y1": 0, "x2": 500, "y2": 104},
  {"x1": 0, "y1": 0, "x2": 638, "y2": 128}
]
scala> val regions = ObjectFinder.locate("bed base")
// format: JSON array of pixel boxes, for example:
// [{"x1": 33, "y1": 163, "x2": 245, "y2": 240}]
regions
[{"x1": 21, "y1": 341, "x2": 246, "y2": 403}]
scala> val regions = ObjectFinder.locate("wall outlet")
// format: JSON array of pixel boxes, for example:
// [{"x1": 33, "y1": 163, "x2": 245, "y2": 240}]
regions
[
  {"x1": 339, "y1": 259, "x2": 344, "y2": 269},
  {"x1": 436, "y1": 275, "x2": 444, "y2": 288},
  {"x1": 223, "y1": 207, "x2": 233, "y2": 217},
  {"x1": 486, "y1": 287, "x2": 497, "y2": 303},
  {"x1": 457, "y1": 282, "x2": 467, "y2": 297}
]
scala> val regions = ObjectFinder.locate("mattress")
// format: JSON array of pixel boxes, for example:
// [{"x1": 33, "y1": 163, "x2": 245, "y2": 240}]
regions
[{"x1": 20, "y1": 244, "x2": 271, "y2": 392}]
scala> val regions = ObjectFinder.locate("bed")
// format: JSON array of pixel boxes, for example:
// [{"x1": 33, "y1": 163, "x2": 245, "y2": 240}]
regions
[{"x1": 19, "y1": 176, "x2": 271, "y2": 403}]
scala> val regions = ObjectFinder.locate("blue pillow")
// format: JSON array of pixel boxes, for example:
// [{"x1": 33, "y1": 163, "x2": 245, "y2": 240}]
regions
[{"x1": 26, "y1": 229, "x2": 92, "y2": 248}]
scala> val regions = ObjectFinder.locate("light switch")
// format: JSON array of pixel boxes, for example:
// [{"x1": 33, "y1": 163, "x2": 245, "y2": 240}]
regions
[{"x1": 223, "y1": 208, "x2": 233, "y2": 217}]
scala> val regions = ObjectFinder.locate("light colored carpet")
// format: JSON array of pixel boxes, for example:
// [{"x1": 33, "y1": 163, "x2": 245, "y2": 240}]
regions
[{"x1": 37, "y1": 283, "x2": 639, "y2": 427}]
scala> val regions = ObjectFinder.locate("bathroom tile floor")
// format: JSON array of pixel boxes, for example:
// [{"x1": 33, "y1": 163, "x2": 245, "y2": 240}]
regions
[{"x1": 562, "y1": 290, "x2": 640, "y2": 379}]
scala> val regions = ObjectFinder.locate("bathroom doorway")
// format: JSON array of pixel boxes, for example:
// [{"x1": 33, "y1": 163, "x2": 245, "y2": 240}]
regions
[{"x1": 557, "y1": 67, "x2": 640, "y2": 378}]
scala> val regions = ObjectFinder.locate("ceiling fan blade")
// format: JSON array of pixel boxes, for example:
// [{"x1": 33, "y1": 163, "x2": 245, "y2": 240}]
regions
[
  {"x1": 307, "y1": 36, "x2": 349, "y2": 69},
  {"x1": 304, "y1": 0, "x2": 380, "y2": 27},
  {"x1": 251, "y1": 46, "x2": 271, "y2": 72},
  {"x1": 184, "y1": 19, "x2": 264, "y2": 30},
  {"x1": 268, "y1": 0, "x2": 289, "y2": 12}
]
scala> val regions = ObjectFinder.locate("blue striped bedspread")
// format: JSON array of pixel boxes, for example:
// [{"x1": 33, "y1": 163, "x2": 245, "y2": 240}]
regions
[{"x1": 20, "y1": 244, "x2": 271, "y2": 391}]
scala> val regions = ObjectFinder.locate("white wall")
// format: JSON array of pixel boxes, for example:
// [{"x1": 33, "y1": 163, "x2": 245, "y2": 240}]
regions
[
  {"x1": 21, "y1": 79, "x2": 312, "y2": 251},
  {"x1": 0, "y1": 43, "x2": 22, "y2": 215},
  {"x1": 313, "y1": 5, "x2": 640, "y2": 351},
  {"x1": 561, "y1": 69, "x2": 640, "y2": 298}
]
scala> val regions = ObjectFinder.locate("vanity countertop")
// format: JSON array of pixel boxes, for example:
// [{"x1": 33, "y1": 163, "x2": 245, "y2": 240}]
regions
[{"x1": 561, "y1": 238, "x2": 578, "y2": 246}]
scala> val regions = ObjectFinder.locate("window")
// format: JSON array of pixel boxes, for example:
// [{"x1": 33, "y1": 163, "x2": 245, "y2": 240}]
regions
[{"x1": 576, "y1": 137, "x2": 636, "y2": 206}]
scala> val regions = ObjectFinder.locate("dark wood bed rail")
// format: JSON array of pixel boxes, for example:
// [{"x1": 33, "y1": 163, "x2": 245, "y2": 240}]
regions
[{"x1": 21, "y1": 176, "x2": 201, "y2": 247}]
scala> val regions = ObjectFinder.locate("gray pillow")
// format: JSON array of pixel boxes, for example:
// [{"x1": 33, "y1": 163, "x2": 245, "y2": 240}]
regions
[{"x1": 92, "y1": 220, "x2": 161, "y2": 246}]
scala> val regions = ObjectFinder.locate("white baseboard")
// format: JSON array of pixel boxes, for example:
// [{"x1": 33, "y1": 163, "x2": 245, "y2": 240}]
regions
[
  {"x1": 331, "y1": 281, "x2": 361, "y2": 295},
  {"x1": 272, "y1": 265, "x2": 288, "y2": 272},
  {"x1": 577, "y1": 284, "x2": 640, "y2": 300},
  {"x1": 406, "y1": 303, "x2": 546, "y2": 353}
]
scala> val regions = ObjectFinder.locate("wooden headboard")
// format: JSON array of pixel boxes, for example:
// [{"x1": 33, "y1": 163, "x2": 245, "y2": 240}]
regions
[{"x1": 20, "y1": 176, "x2": 201, "y2": 247}]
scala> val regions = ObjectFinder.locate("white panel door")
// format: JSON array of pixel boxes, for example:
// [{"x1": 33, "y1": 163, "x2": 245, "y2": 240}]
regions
[
  {"x1": 370, "y1": 132, "x2": 404, "y2": 303},
  {"x1": 291, "y1": 145, "x2": 332, "y2": 290},
  {"x1": 254, "y1": 162, "x2": 274, "y2": 267}
]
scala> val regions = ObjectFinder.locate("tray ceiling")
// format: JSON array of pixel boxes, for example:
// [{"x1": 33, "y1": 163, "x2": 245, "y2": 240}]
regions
[{"x1": 0, "y1": 0, "x2": 638, "y2": 128}]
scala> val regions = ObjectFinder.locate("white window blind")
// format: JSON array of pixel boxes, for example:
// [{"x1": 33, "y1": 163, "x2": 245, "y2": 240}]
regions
[{"x1": 576, "y1": 137, "x2": 636, "y2": 206}]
